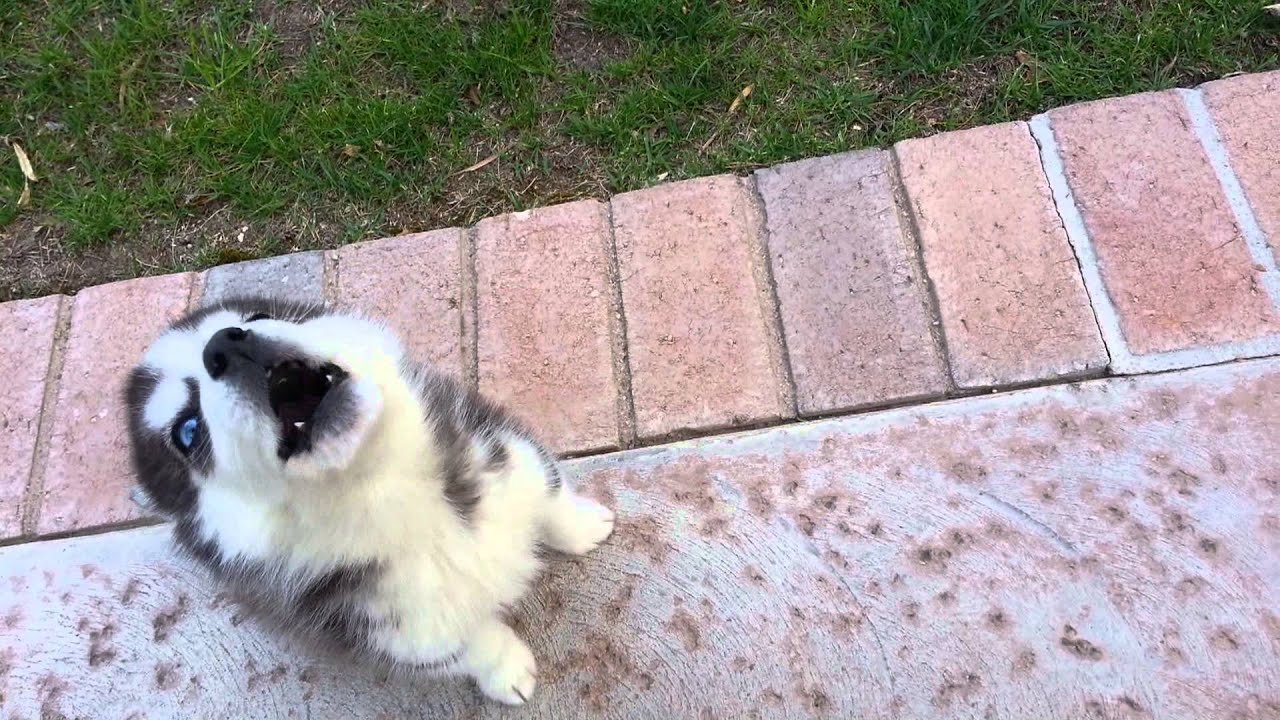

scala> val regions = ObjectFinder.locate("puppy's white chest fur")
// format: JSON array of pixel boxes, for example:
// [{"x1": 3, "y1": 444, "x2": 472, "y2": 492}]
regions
[{"x1": 197, "y1": 433, "x2": 554, "y2": 663}]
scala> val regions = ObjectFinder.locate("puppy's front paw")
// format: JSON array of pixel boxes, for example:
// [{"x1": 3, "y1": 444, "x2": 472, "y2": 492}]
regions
[
  {"x1": 546, "y1": 494, "x2": 615, "y2": 556},
  {"x1": 475, "y1": 634, "x2": 537, "y2": 705}
]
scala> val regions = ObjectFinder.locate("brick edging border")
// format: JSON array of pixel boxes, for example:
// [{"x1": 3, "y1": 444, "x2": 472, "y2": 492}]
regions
[{"x1": 0, "y1": 69, "x2": 1277, "y2": 543}]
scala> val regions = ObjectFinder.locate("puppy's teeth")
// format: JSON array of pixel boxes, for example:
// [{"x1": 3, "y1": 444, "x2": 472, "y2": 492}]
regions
[
  {"x1": 293, "y1": 422, "x2": 306, "y2": 431},
  {"x1": 324, "y1": 373, "x2": 334, "y2": 384}
]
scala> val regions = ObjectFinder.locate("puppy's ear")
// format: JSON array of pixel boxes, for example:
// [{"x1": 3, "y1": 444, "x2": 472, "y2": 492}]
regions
[{"x1": 284, "y1": 376, "x2": 384, "y2": 479}]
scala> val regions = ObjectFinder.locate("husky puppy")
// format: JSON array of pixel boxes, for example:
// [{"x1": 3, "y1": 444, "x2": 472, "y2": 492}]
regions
[{"x1": 123, "y1": 296, "x2": 615, "y2": 704}]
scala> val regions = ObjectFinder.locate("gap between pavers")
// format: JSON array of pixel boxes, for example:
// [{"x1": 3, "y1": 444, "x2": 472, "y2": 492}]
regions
[
  {"x1": 1200, "y1": 69, "x2": 1280, "y2": 258},
  {"x1": 1180, "y1": 88, "x2": 1280, "y2": 310}
]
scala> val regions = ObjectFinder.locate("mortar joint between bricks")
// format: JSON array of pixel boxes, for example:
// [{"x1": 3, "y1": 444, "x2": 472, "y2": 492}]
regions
[
  {"x1": 186, "y1": 270, "x2": 205, "y2": 310},
  {"x1": 322, "y1": 249, "x2": 342, "y2": 305},
  {"x1": 742, "y1": 173, "x2": 799, "y2": 419},
  {"x1": 1177, "y1": 87, "x2": 1280, "y2": 313},
  {"x1": 602, "y1": 198, "x2": 639, "y2": 449},
  {"x1": 459, "y1": 226, "x2": 480, "y2": 392},
  {"x1": 21, "y1": 294, "x2": 75, "y2": 537},
  {"x1": 1027, "y1": 114, "x2": 1130, "y2": 372},
  {"x1": 887, "y1": 145, "x2": 959, "y2": 395}
]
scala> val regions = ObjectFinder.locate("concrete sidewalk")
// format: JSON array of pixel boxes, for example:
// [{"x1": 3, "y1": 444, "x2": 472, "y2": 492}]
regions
[{"x1": 0, "y1": 71, "x2": 1277, "y2": 718}]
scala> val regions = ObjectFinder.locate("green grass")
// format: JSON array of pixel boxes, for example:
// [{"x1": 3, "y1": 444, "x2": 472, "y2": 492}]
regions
[{"x1": 0, "y1": 0, "x2": 1276, "y2": 298}]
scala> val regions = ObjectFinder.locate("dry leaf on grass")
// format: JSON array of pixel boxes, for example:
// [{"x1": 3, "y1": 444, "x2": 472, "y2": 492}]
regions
[
  {"x1": 9, "y1": 141, "x2": 37, "y2": 207},
  {"x1": 456, "y1": 154, "x2": 498, "y2": 174},
  {"x1": 12, "y1": 143, "x2": 37, "y2": 182},
  {"x1": 728, "y1": 84, "x2": 754, "y2": 115},
  {"x1": 341, "y1": 144, "x2": 360, "y2": 158}
]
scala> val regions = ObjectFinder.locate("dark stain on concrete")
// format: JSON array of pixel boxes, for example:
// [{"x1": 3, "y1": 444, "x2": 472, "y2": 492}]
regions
[
  {"x1": 154, "y1": 662, "x2": 180, "y2": 690},
  {"x1": 1060, "y1": 624, "x2": 1104, "y2": 660},
  {"x1": 153, "y1": 594, "x2": 190, "y2": 642},
  {"x1": 120, "y1": 578, "x2": 142, "y2": 605},
  {"x1": 87, "y1": 623, "x2": 118, "y2": 667}
]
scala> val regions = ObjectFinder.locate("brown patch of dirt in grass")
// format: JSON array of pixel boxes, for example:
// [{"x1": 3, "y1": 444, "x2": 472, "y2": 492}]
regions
[{"x1": 552, "y1": 0, "x2": 631, "y2": 71}]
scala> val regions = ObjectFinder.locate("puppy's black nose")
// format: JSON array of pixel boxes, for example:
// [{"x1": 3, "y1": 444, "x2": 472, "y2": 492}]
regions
[{"x1": 203, "y1": 327, "x2": 250, "y2": 379}]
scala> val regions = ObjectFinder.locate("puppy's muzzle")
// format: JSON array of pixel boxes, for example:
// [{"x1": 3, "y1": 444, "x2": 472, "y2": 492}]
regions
[{"x1": 204, "y1": 327, "x2": 263, "y2": 379}]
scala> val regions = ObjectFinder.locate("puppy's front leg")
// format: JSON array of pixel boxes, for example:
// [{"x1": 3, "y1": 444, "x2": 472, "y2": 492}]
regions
[
  {"x1": 542, "y1": 486, "x2": 615, "y2": 556},
  {"x1": 458, "y1": 617, "x2": 538, "y2": 705}
]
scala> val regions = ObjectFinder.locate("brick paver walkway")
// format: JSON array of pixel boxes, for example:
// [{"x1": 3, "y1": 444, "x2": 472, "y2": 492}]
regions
[{"x1": 1, "y1": 72, "x2": 1278, "y2": 718}]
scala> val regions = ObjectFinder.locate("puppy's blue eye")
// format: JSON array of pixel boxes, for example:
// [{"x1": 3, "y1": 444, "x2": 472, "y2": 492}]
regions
[{"x1": 173, "y1": 415, "x2": 200, "y2": 453}]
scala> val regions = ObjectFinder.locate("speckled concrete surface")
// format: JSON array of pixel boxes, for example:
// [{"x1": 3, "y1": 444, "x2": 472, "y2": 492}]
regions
[{"x1": 2, "y1": 358, "x2": 1276, "y2": 719}]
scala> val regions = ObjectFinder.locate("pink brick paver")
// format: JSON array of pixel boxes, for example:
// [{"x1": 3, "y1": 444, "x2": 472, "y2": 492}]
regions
[
  {"x1": 35, "y1": 274, "x2": 195, "y2": 534},
  {"x1": 1201, "y1": 70, "x2": 1280, "y2": 259},
  {"x1": 896, "y1": 122, "x2": 1107, "y2": 388},
  {"x1": 0, "y1": 296, "x2": 63, "y2": 539},
  {"x1": 3, "y1": 357, "x2": 1277, "y2": 718},
  {"x1": 475, "y1": 201, "x2": 622, "y2": 454},
  {"x1": 756, "y1": 150, "x2": 947, "y2": 415},
  {"x1": 1049, "y1": 91, "x2": 1280, "y2": 355},
  {"x1": 612, "y1": 175, "x2": 791, "y2": 439},
  {"x1": 333, "y1": 229, "x2": 463, "y2": 376}
]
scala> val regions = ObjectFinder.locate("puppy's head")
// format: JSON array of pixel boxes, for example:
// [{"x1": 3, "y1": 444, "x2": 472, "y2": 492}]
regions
[{"x1": 125, "y1": 296, "x2": 404, "y2": 514}]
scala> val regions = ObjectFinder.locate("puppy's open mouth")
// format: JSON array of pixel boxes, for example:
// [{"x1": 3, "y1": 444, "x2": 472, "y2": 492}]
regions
[{"x1": 269, "y1": 360, "x2": 348, "y2": 459}]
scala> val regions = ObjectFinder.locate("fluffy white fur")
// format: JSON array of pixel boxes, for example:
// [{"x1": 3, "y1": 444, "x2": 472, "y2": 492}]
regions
[{"x1": 135, "y1": 306, "x2": 615, "y2": 704}]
